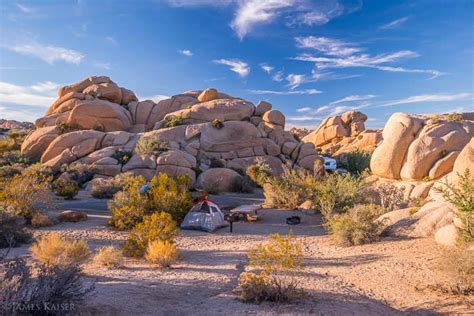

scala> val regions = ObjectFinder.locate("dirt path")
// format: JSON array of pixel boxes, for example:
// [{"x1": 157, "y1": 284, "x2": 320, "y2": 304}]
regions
[{"x1": 7, "y1": 208, "x2": 472, "y2": 315}]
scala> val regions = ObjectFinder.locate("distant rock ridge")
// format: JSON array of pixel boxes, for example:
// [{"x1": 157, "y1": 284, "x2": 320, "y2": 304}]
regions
[
  {"x1": 0, "y1": 119, "x2": 34, "y2": 130},
  {"x1": 21, "y1": 76, "x2": 323, "y2": 191}
]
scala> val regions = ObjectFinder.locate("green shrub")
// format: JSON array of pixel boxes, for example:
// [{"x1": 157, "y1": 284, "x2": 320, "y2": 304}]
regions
[
  {"x1": 123, "y1": 212, "x2": 179, "y2": 257},
  {"x1": 162, "y1": 115, "x2": 188, "y2": 128},
  {"x1": 445, "y1": 113, "x2": 463, "y2": 122},
  {"x1": 434, "y1": 169, "x2": 474, "y2": 242},
  {"x1": 30, "y1": 233, "x2": 90, "y2": 268},
  {"x1": 22, "y1": 163, "x2": 54, "y2": 183},
  {"x1": 145, "y1": 240, "x2": 179, "y2": 268},
  {"x1": 93, "y1": 246, "x2": 124, "y2": 269},
  {"x1": 112, "y1": 150, "x2": 133, "y2": 165},
  {"x1": 211, "y1": 119, "x2": 224, "y2": 129},
  {"x1": 246, "y1": 157, "x2": 271, "y2": 187},
  {"x1": 326, "y1": 204, "x2": 386, "y2": 246},
  {"x1": 53, "y1": 178, "x2": 79, "y2": 199},
  {"x1": 263, "y1": 167, "x2": 315, "y2": 209},
  {"x1": 239, "y1": 233, "x2": 304, "y2": 303},
  {"x1": 61, "y1": 163, "x2": 94, "y2": 186},
  {"x1": 338, "y1": 150, "x2": 371, "y2": 175},
  {"x1": 108, "y1": 173, "x2": 193, "y2": 229},
  {"x1": 0, "y1": 150, "x2": 29, "y2": 166},
  {"x1": 312, "y1": 173, "x2": 367, "y2": 218},
  {"x1": 91, "y1": 173, "x2": 132, "y2": 199},
  {"x1": 134, "y1": 136, "x2": 168, "y2": 155}
]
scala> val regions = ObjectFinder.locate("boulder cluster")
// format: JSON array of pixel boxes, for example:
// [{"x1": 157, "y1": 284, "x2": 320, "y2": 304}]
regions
[
  {"x1": 302, "y1": 111, "x2": 382, "y2": 156},
  {"x1": 21, "y1": 76, "x2": 322, "y2": 191}
]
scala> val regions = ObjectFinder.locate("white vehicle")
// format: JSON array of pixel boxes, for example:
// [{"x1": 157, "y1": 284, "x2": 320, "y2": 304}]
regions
[{"x1": 322, "y1": 156, "x2": 337, "y2": 172}]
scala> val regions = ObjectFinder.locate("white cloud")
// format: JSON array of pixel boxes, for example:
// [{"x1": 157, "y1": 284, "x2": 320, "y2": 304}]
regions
[
  {"x1": 0, "y1": 81, "x2": 59, "y2": 107},
  {"x1": 213, "y1": 58, "x2": 250, "y2": 77},
  {"x1": 93, "y1": 61, "x2": 111, "y2": 70},
  {"x1": 286, "y1": 73, "x2": 305, "y2": 89},
  {"x1": 287, "y1": 115, "x2": 324, "y2": 121},
  {"x1": 296, "y1": 107, "x2": 311, "y2": 112},
  {"x1": 105, "y1": 36, "x2": 118, "y2": 45},
  {"x1": 178, "y1": 49, "x2": 193, "y2": 57},
  {"x1": 330, "y1": 94, "x2": 376, "y2": 105},
  {"x1": 165, "y1": 0, "x2": 233, "y2": 7},
  {"x1": 380, "y1": 17, "x2": 409, "y2": 30},
  {"x1": 377, "y1": 93, "x2": 473, "y2": 107},
  {"x1": 16, "y1": 3, "x2": 34, "y2": 13},
  {"x1": 9, "y1": 42, "x2": 85, "y2": 65},
  {"x1": 295, "y1": 36, "x2": 362, "y2": 56},
  {"x1": 0, "y1": 106, "x2": 42, "y2": 122},
  {"x1": 272, "y1": 71, "x2": 284, "y2": 82},
  {"x1": 231, "y1": 0, "x2": 294, "y2": 39},
  {"x1": 248, "y1": 89, "x2": 321, "y2": 95},
  {"x1": 260, "y1": 63, "x2": 274, "y2": 73},
  {"x1": 311, "y1": 69, "x2": 363, "y2": 81},
  {"x1": 138, "y1": 94, "x2": 170, "y2": 103}
]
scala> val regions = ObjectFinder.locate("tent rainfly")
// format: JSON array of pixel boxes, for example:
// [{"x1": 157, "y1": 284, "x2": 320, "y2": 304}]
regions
[{"x1": 180, "y1": 200, "x2": 228, "y2": 232}]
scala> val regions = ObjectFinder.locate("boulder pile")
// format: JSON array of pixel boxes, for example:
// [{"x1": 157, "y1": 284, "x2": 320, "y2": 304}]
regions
[
  {"x1": 371, "y1": 112, "x2": 474, "y2": 181},
  {"x1": 21, "y1": 76, "x2": 322, "y2": 192},
  {"x1": 302, "y1": 111, "x2": 382, "y2": 156}
]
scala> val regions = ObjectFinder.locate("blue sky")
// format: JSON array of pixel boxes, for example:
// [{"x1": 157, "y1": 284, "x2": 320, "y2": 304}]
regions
[{"x1": 0, "y1": 0, "x2": 473, "y2": 128}]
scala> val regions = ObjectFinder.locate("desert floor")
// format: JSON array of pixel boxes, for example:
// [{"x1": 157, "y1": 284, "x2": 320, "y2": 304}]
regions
[{"x1": 7, "y1": 193, "x2": 473, "y2": 315}]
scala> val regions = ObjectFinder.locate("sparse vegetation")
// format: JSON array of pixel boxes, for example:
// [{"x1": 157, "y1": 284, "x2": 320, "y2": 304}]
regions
[
  {"x1": 91, "y1": 172, "x2": 133, "y2": 198},
  {"x1": 246, "y1": 157, "x2": 271, "y2": 187},
  {"x1": 145, "y1": 240, "x2": 179, "y2": 268},
  {"x1": 112, "y1": 149, "x2": 133, "y2": 165},
  {"x1": 162, "y1": 115, "x2": 188, "y2": 128},
  {"x1": 134, "y1": 136, "x2": 169, "y2": 155},
  {"x1": 31, "y1": 214, "x2": 55, "y2": 228},
  {"x1": 238, "y1": 233, "x2": 304, "y2": 303},
  {"x1": 373, "y1": 183, "x2": 406, "y2": 211},
  {"x1": 437, "y1": 245, "x2": 473, "y2": 295},
  {"x1": 30, "y1": 233, "x2": 90, "y2": 268},
  {"x1": 338, "y1": 150, "x2": 371, "y2": 175},
  {"x1": 434, "y1": 169, "x2": 474, "y2": 242},
  {"x1": 60, "y1": 163, "x2": 94, "y2": 186},
  {"x1": 53, "y1": 178, "x2": 79, "y2": 199},
  {"x1": 93, "y1": 246, "x2": 125, "y2": 269},
  {"x1": 123, "y1": 212, "x2": 179, "y2": 257},
  {"x1": 0, "y1": 207, "x2": 30, "y2": 250},
  {"x1": 326, "y1": 204, "x2": 386, "y2": 246},
  {"x1": 445, "y1": 112, "x2": 463, "y2": 122},
  {"x1": 211, "y1": 119, "x2": 224, "y2": 129}
]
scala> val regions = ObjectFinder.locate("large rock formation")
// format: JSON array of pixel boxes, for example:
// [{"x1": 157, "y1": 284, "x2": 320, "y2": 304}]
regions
[
  {"x1": 21, "y1": 76, "x2": 321, "y2": 191},
  {"x1": 302, "y1": 111, "x2": 382, "y2": 156},
  {"x1": 371, "y1": 112, "x2": 474, "y2": 181}
]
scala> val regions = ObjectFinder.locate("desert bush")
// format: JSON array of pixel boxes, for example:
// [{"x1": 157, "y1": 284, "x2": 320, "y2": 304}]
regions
[
  {"x1": 91, "y1": 173, "x2": 132, "y2": 199},
  {"x1": 0, "y1": 258, "x2": 93, "y2": 315},
  {"x1": 61, "y1": 163, "x2": 94, "y2": 186},
  {"x1": 31, "y1": 214, "x2": 55, "y2": 228},
  {"x1": 437, "y1": 245, "x2": 473, "y2": 295},
  {"x1": 53, "y1": 178, "x2": 79, "y2": 199},
  {"x1": 445, "y1": 112, "x2": 463, "y2": 122},
  {"x1": 263, "y1": 167, "x2": 315, "y2": 209},
  {"x1": 246, "y1": 157, "x2": 271, "y2": 187},
  {"x1": 0, "y1": 150, "x2": 29, "y2": 166},
  {"x1": 58, "y1": 210, "x2": 88, "y2": 222},
  {"x1": 112, "y1": 150, "x2": 133, "y2": 165},
  {"x1": 0, "y1": 129, "x2": 28, "y2": 155},
  {"x1": 0, "y1": 208, "x2": 30, "y2": 250},
  {"x1": 162, "y1": 115, "x2": 188, "y2": 128},
  {"x1": 134, "y1": 136, "x2": 168, "y2": 155},
  {"x1": 326, "y1": 204, "x2": 386, "y2": 246},
  {"x1": 338, "y1": 150, "x2": 371, "y2": 175},
  {"x1": 93, "y1": 246, "x2": 124, "y2": 269},
  {"x1": 22, "y1": 163, "x2": 54, "y2": 183},
  {"x1": 434, "y1": 169, "x2": 474, "y2": 242},
  {"x1": 109, "y1": 173, "x2": 193, "y2": 229},
  {"x1": 211, "y1": 119, "x2": 224, "y2": 129},
  {"x1": 0, "y1": 173, "x2": 54, "y2": 220},
  {"x1": 0, "y1": 165, "x2": 23, "y2": 178},
  {"x1": 373, "y1": 183, "x2": 406, "y2": 211},
  {"x1": 123, "y1": 212, "x2": 178, "y2": 257},
  {"x1": 30, "y1": 233, "x2": 90, "y2": 268},
  {"x1": 239, "y1": 233, "x2": 304, "y2": 303},
  {"x1": 145, "y1": 240, "x2": 179, "y2": 268},
  {"x1": 312, "y1": 173, "x2": 367, "y2": 218}
]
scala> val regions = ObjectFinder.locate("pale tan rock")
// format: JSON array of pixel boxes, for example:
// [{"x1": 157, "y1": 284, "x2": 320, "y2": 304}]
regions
[
  {"x1": 434, "y1": 224, "x2": 459, "y2": 247},
  {"x1": 156, "y1": 150, "x2": 195, "y2": 168},
  {"x1": 35, "y1": 112, "x2": 69, "y2": 128},
  {"x1": 21, "y1": 126, "x2": 60, "y2": 162},
  {"x1": 197, "y1": 168, "x2": 242, "y2": 193},
  {"x1": 82, "y1": 82, "x2": 122, "y2": 104},
  {"x1": 123, "y1": 154, "x2": 157, "y2": 171},
  {"x1": 227, "y1": 156, "x2": 283, "y2": 176},
  {"x1": 121, "y1": 88, "x2": 138, "y2": 105},
  {"x1": 428, "y1": 151, "x2": 461, "y2": 180},
  {"x1": 200, "y1": 121, "x2": 264, "y2": 152},
  {"x1": 452, "y1": 138, "x2": 474, "y2": 184},
  {"x1": 58, "y1": 76, "x2": 111, "y2": 97},
  {"x1": 198, "y1": 88, "x2": 218, "y2": 102},
  {"x1": 262, "y1": 110, "x2": 285, "y2": 127}
]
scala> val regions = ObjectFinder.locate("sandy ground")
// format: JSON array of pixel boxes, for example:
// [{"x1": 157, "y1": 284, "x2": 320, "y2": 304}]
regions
[{"x1": 7, "y1": 207, "x2": 473, "y2": 315}]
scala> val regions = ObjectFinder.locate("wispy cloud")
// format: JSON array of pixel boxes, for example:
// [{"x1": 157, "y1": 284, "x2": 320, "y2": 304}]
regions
[
  {"x1": 213, "y1": 58, "x2": 250, "y2": 77},
  {"x1": 376, "y1": 93, "x2": 473, "y2": 107},
  {"x1": 93, "y1": 61, "x2": 111, "y2": 70},
  {"x1": 296, "y1": 107, "x2": 312, "y2": 112},
  {"x1": 287, "y1": 115, "x2": 324, "y2": 122},
  {"x1": 165, "y1": 0, "x2": 233, "y2": 7},
  {"x1": 105, "y1": 36, "x2": 118, "y2": 45},
  {"x1": 330, "y1": 94, "x2": 376, "y2": 105},
  {"x1": 260, "y1": 63, "x2": 274, "y2": 73},
  {"x1": 16, "y1": 3, "x2": 34, "y2": 13},
  {"x1": 178, "y1": 49, "x2": 193, "y2": 57},
  {"x1": 380, "y1": 16, "x2": 409, "y2": 30},
  {"x1": 9, "y1": 42, "x2": 85, "y2": 65},
  {"x1": 138, "y1": 94, "x2": 170, "y2": 103},
  {"x1": 295, "y1": 36, "x2": 362, "y2": 56},
  {"x1": 248, "y1": 89, "x2": 321, "y2": 95},
  {"x1": 0, "y1": 81, "x2": 59, "y2": 107},
  {"x1": 0, "y1": 106, "x2": 43, "y2": 122},
  {"x1": 286, "y1": 73, "x2": 305, "y2": 89},
  {"x1": 272, "y1": 70, "x2": 284, "y2": 82}
]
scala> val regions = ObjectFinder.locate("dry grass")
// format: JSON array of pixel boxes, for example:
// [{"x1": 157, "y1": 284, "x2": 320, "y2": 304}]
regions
[
  {"x1": 93, "y1": 246, "x2": 125, "y2": 269},
  {"x1": 30, "y1": 214, "x2": 55, "y2": 228},
  {"x1": 437, "y1": 246, "x2": 474, "y2": 295},
  {"x1": 145, "y1": 240, "x2": 179, "y2": 268}
]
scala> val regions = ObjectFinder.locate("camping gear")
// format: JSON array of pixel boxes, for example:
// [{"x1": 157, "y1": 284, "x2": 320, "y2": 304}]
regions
[
  {"x1": 224, "y1": 213, "x2": 239, "y2": 233},
  {"x1": 181, "y1": 200, "x2": 228, "y2": 232},
  {"x1": 286, "y1": 216, "x2": 301, "y2": 225},
  {"x1": 230, "y1": 205, "x2": 261, "y2": 222},
  {"x1": 140, "y1": 184, "x2": 150, "y2": 194}
]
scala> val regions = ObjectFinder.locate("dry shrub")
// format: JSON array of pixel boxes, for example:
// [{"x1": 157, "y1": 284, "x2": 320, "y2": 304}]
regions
[
  {"x1": 145, "y1": 240, "x2": 179, "y2": 268},
  {"x1": 123, "y1": 212, "x2": 178, "y2": 257},
  {"x1": 134, "y1": 136, "x2": 168, "y2": 155},
  {"x1": 437, "y1": 246, "x2": 473, "y2": 295},
  {"x1": 91, "y1": 173, "x2": 132, "y2": 199},
  {"x1": 162, "y1": 115, "x2": 188, "y2": 128},
  {"x1": 0, "y1": 258, "x2": 93, "y2": 315},
  {"x1": 326, "y1": 204, "x2": 386, "y2": 246},
  {"x1": 61, "y1": 163, "x2": 94, "y2": 186},
  {"x1": 263, "y1": 166, "x2": 315, "y2": 209},
  {"x1": 0, "y1": 172, "x2": 54, "y2": 220},
  {"x1": 373, "y1": 183, "x2": 405, "y2": 211},
  {"x1": 246, "y1": 157, "x2": 271, "y2": 187},
  {"x1": 312, "y1": 173, "x2": 367, "y2": 218},
  {"x1": 108, "y1": 173, "x2": 193, "y2": 230},
  {"x1": 0, "y1": 208, "x2": 30, "y2": 251},
  {"x1": 58, "y1": 211, "x2": 88, "y2": 222},
  {"x1": 30, "y1": 233, "x2": 90, "y2": 268},
  {"x1": 53, "y1": 178, "x2": 79, "y2": 199},
  {"x1": 93, "y1": 246, "x2": 124, "y2": 269},
  {"x1": 31, "y1": 214, "x2": 55, "y2": 228},
  {"x1": 238, "y1": 233, "x2": 304, "y2": 303}
]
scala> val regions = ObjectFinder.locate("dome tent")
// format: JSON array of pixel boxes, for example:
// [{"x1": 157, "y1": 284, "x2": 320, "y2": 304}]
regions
[{"x1": 180, "y1": 200, "x2": 228, "y2": 232}]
